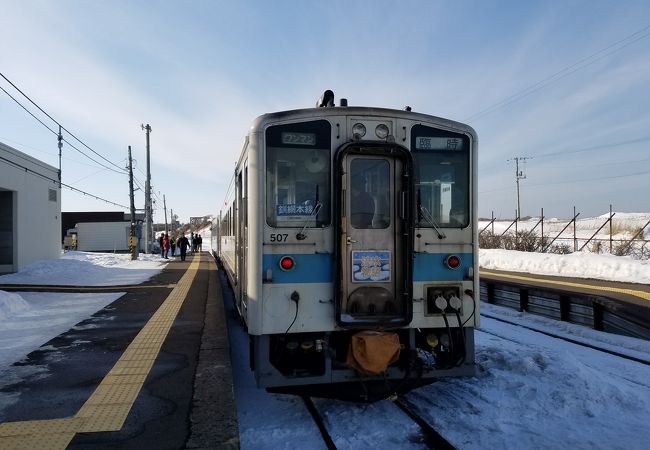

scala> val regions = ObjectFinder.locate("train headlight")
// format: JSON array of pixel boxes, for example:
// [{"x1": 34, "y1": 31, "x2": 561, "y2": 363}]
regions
[
  {"x1": 426, "y1": 334, "x2": 439, "y2": 348},
  {"x1": 279, "y1": 256, "x2": 295, "y2": 271},
  {"x1": 444, "y1": 254, "x2": 461, "y2": 270},
  {"x1": 352, "y1": 123, "x2": 366, "y2": 139},
  {"x1": 375, "y1": 124, "x2": 389, "y2": 139}
]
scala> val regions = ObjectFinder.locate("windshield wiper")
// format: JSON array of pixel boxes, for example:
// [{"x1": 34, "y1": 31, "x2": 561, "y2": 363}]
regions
[
  {"x1": 417, "y1": 188, "x2": 446, "y2": 239},
  {"x1": 296, "y1": 201, "x2": 322, "y2": 240}
]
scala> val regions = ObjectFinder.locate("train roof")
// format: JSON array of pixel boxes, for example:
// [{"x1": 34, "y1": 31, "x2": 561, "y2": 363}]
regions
[{"x1": 249, "y1": 106, "x2": 477, "y2": 138}]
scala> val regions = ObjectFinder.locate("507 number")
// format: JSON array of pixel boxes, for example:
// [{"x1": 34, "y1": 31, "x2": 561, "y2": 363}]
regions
[{"x1": 269, "y1": 233, "x2": 289, "y2": 242}]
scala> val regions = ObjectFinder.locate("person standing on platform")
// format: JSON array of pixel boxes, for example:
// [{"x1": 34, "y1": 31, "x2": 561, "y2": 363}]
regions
[
  {"x1": 170, "y1": 236, "x2": 176, "y2": 256},
  {"x1": 158, "y1": 233, "x2": 164, "y2": 257},
  {"x1": 177, "y1": 233, "x2": 190, "y2": 261},
  {"x1": 163, "y1": 233, "x2": 170, "y2": 259}
]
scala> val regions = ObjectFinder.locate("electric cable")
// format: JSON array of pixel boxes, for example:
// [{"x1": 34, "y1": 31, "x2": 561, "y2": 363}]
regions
[
  {"x1": 0, "y1": 133, "x2": 61, "y2": 173},
  {"x1": 462, "y1": 290, "x2": 477, "y2": 327},
  {"x1": 0, "y1": 154, "x2": 128, "y2": 208},
  {"x1": 284, "y1": 292, "x2": 300, "y2": 334},
  {"x1": 453, "y1": 310, "x2": 467, "y2": 367},
  {"x1": 0, "y1": 71, "x2": 126, "y2": 173},
  {"x1": 284, "y1": 300, "x2": 299, "y2": 334},
  {"x1": 535, "y1": 136, "x2": 650, "y2": 159},
  {"x1": 440, "y1": 310, "x2": 455, "y2": 369},
  {"x1": 1, "y1": 83, "x2": 125, "y2": 175},
  {"x1": 480, "y1": 169, "x2": 650, "y2": 195},
  {"x1": 464, "y1": 25, "x2": 650, "y2": 122}
]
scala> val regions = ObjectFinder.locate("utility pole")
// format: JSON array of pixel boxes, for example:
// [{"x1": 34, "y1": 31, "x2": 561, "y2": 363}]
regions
[
  {"x1": 163, "y1": 194, "x2": 168, "y2": 233},
  {"x1": 57, "y1": 125, "x2": 63, "y2": 187},
  {"x1": 507, "y1": 156, "x2": 532, "y2": 219},
  {"x1": 141, "y1": 124, "x2": 152, "y2": 253},
  {"x1": 170, "y1": 208, "x2": 174, "y2": 233},
  {"x1": 128, "y1": 146, "x2": 138, "y2": 260}
]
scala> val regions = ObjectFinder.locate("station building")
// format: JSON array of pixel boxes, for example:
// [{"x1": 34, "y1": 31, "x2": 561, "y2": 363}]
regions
[{"x1": 0, "y1": 141, "x2": 61, "y2": 274}]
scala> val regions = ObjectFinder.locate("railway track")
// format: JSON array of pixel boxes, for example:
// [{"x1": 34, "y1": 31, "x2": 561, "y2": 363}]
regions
[
  {"x1": 393, "y1": 396, "x2": 457, "y2": 449},
  {"x1": 301, "y1": 396, "x2": 338, "y2": 449},
  {"x1": 302, "y1": 394, "x2": 456, "y2": 449},
  {"x1": 480, "y1": 313, "x2": 650, "y2": 366}
]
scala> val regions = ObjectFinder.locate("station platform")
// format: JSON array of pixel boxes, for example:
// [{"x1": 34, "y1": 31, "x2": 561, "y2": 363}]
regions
[
  {"x1": 480, "y1": 269, "x2": 650, "y2": 308},
  {"x1": 480, "y1": 269, "x2": 650, "y2": 339},
  {"x1": 0, "y1": 252, "x2": 239, "y2": 449}
]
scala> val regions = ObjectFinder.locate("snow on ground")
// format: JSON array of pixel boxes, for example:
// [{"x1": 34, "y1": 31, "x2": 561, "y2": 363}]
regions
[
  {"x1": 407, "y1": 313, "x2": 650, "y2": 450},
  {"x1": 0, "y1": 250, "x2": 167, "y2": 410},
  {"x1": 0, "y1": 290, "x2": 123, "y2": 369},
  {"x1": 480, "y1": 249, "x2": 650, "y2": 284},
  {"x1": 0, "y1": 250, "x2": 167, "y2": 286}
]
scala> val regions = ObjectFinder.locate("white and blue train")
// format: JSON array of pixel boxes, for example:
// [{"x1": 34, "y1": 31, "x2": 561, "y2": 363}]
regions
[{"x1": 213, "y1": 91, "x2": 479, "y2": 393}]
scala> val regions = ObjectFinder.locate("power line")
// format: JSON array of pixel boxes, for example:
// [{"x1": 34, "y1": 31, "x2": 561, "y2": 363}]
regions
[
  {"x1": 0, "y1": 82, "x2": 125, "y2": 175},
  {"x1": 542, "y1": 157, "x2": 650, "y2": 169},
  {"x1": 464, "y1": 25, "x2": 650, "y2": 122},
  {"x1": 535, "y1": 136, "x2": 650, "y2": 159},
  {"x1": 0, "y1": 154, "x2": 128, "y2": 209},
  {"x1": 0, "y1": 135, "x2": 132, "y2": 173},
  {"x1": 0, "y1": 71, "x2": 127, "y2": 173},
  {"x1": 528, "y1": 169, "x2": 650, "y2": 187},
  {"x1": 0, "y1": 133, "x2": 60, "y2": 173},
  {"x1": 480, "y1": 169, "x2": 650, "y2": 194},
  {"x1": 0, "y1": 84, "x2": 58, "y2": 134},
  {"x1": 62, "y1": 137, "x2": 126, "y2": 174},
  {"x1": 69, "y1": 167, "x2": 113, "y2": 185}
]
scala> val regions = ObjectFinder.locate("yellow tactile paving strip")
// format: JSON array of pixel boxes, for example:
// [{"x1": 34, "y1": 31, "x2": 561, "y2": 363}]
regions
[
  {"x1": 481, "y1": 269, "x2": 650, "y2": 302},
  {"x1": 0, "y1": 284, "x2": 177, "y2": 291},
  {"x1": 0, "y1": 256, "x2": 201, "y2": 450}
]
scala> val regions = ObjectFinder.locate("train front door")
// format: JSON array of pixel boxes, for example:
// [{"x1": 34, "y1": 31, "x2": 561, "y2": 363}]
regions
[{"x1": 337, "y1": 147, "x2": 413, "y2": 327}]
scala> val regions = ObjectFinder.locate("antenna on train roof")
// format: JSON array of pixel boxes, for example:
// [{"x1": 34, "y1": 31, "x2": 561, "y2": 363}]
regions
[{"x1": 316, "y1": 90, "x2": 335, "y2": 107}]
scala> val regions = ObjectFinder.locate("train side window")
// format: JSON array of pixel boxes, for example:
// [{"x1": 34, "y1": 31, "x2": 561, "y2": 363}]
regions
[{"x1": 265, "y1": 120, "x2": 331, "y2": 228}]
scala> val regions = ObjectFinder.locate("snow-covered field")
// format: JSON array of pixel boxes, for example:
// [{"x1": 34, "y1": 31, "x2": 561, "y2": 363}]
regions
[{"x1": 0, "y1": 216, "x2": 649, "y2": 449}]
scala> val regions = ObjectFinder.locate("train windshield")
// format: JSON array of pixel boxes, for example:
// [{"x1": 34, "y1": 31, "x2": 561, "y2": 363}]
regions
[
  {"x1": 411, "y1": 125, "x2": 470, "y2": 228},
  {"x1": 265, "y1": 120, "x2": 331, "y2": 228}
]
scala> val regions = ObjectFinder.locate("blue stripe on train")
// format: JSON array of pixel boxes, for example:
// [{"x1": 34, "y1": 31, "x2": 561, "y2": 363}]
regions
[
  {"x1": 412, "y1": 252, "x2": 474, "y2": 281},
  {"x1": 263, "y1": 254, "x2": 333, "y2": 283},
  {"x1": 263, "y1": 252, "x2": 473, "y2": 283}
]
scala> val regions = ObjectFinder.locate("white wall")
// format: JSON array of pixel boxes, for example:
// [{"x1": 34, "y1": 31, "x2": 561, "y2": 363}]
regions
[
  {"x1": 76, "y1": 222, "x2": 131, "y2": 252},
  {"x1": 0, "y1": 142, "x2": 61, "y2": 273}
]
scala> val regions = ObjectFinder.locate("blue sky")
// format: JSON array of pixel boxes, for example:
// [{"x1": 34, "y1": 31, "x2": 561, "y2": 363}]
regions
[{"x1": 1, "y1": 1, "x2": 649, "y2": 223}]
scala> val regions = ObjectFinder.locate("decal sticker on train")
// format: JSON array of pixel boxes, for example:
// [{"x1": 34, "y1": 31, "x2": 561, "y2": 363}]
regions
[{"x1": 351, "y1": 250, "x2": 391, "y2": 282}]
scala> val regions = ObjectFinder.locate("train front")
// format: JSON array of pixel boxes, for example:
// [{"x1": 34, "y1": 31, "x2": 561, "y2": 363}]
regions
[{"x1": 248, "y1": 99, "x2": 478, "y2": 394}]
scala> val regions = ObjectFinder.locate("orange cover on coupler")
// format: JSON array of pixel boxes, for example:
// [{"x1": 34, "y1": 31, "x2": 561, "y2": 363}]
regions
[{"x1": 346, "y1": 331, "x2": 401, "y2": 375}]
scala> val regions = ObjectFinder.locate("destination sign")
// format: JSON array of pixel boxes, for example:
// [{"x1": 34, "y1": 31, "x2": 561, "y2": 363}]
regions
[
  {"x1": 281, "y1": 132, "x2": 316, "y2": 146},
  {"x1": 415, "y1": 136, "x2": 465, "y2": 151}
]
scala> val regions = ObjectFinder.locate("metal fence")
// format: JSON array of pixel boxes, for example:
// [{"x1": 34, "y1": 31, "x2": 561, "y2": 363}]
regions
[{"x1": 479, "y1": 206, "x2": 650, "y2": 258}]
